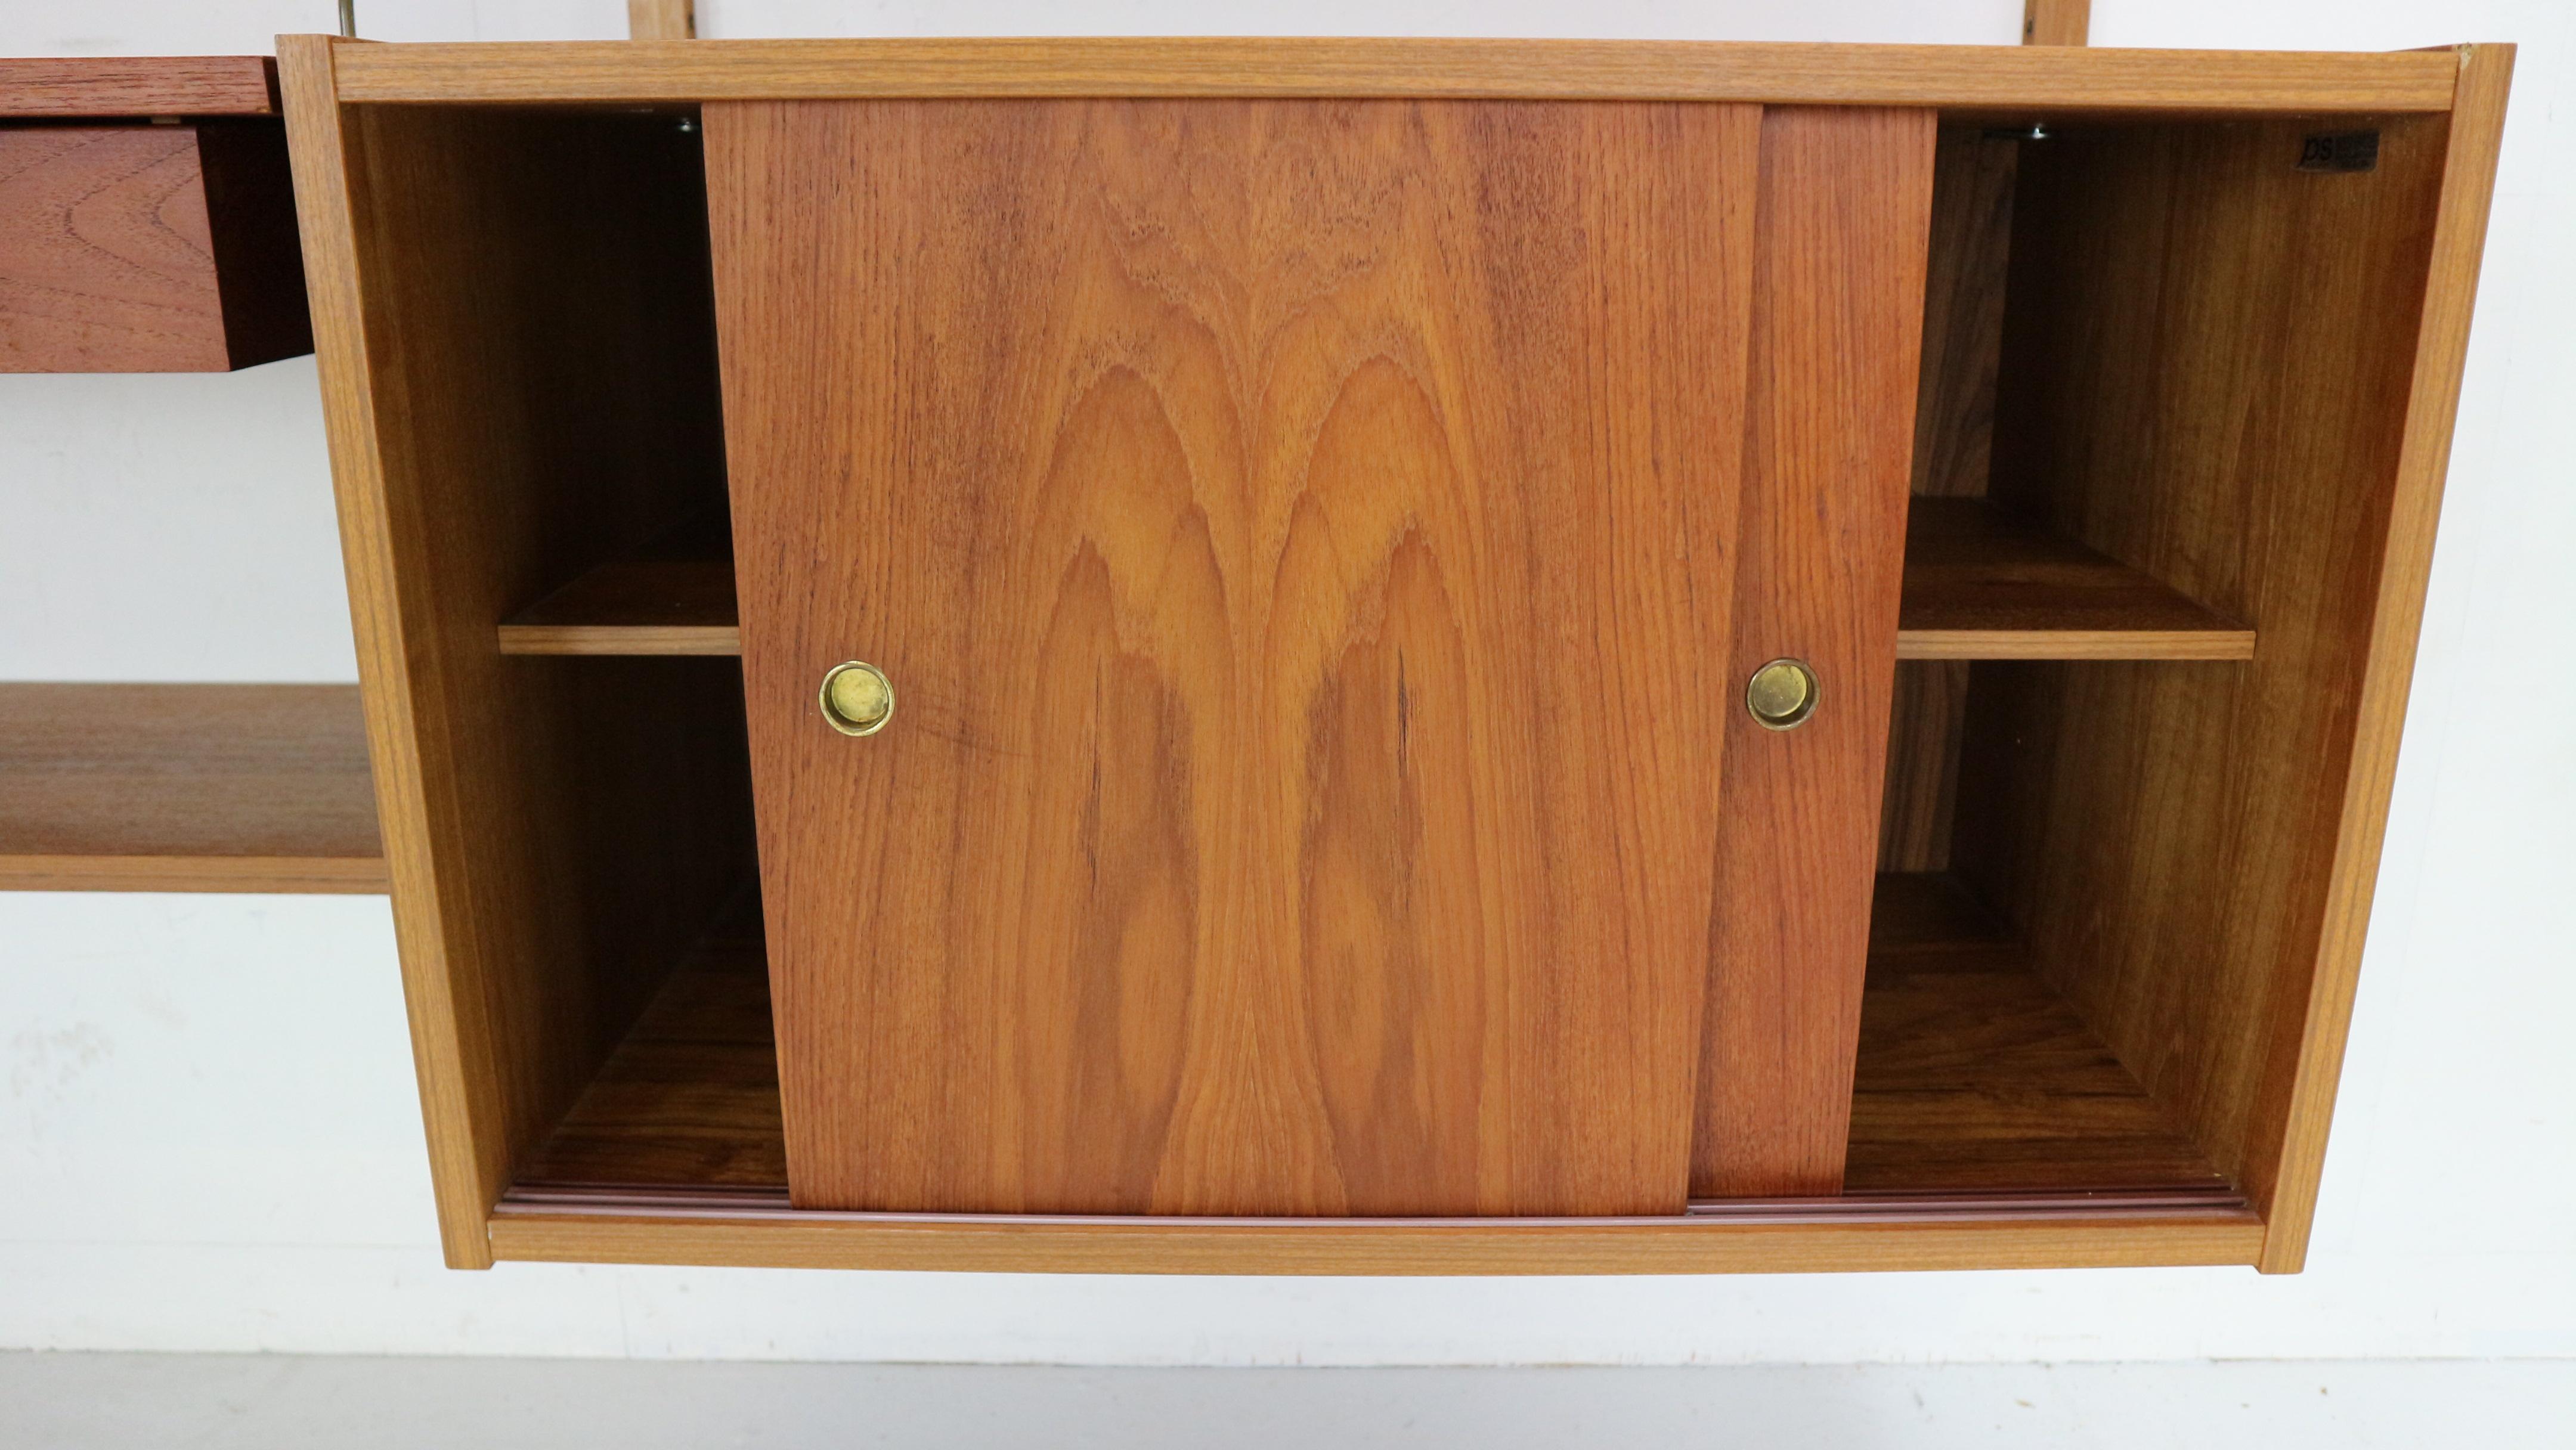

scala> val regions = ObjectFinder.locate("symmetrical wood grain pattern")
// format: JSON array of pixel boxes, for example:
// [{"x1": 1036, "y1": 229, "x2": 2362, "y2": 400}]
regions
[
  {"x1": 1898, "y1": 497, "x2": 2256, "y2": 659},
  {"x1": 710, "y1": 98, "x2": 1755, "y2": 1217},
  {"x1": 1, "y1": 122, "x2": 309, "y2": 372},
  {"x1": 2023, "y1": 0, "x2": 2091, "y2": 48},
  {"x1": 282, "y1": 36, "x2": 754, "y2": 1268},
  {"x1": 0, "y1": 683, "x2": 384, "y2": 893},
  {"x1": 324, "y1": 38, "x2": 2460, "y2": 116},
  {"x1": 0, "y1": 56, "x2": 279, "y2": 117},
  {"x1": 1693, "y1": 107, "x2": 1933, "y2": 1200},
  {"x1": 1958, "y1": 73, "x2": 2493, "y2": 1272},
  {"x1": 2261, "y1": 44, "x2": 2516, "y2": 1272}
]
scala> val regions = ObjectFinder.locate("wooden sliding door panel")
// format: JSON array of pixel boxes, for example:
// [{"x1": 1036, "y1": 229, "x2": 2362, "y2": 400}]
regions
[
  {"x1": 707, "y1": 98, "x2": 1760, "y2": 1217},
  {"x1": 1693, "y1": 107, "x2": 1937, "y2": 1198}
]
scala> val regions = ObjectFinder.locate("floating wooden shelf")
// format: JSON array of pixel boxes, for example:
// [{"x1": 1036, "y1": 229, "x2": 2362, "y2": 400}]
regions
[
  {"x1": 0, "y1": 683, "x2": 386, "y2": 894},
  {"x1": 499, "y1": 498, "x2": 2258, "y2": 664}
]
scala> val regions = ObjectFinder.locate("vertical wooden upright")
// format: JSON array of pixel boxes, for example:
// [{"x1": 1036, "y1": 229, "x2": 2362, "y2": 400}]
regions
[{"x1": 2023, "y1": 0, "x2": 2091, "y2": 47}]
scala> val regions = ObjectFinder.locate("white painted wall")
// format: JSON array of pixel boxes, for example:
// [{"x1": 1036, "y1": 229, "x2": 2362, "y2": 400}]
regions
[{"x1": 2, "y1": 0, "x2": 2570, "y2": 1367}]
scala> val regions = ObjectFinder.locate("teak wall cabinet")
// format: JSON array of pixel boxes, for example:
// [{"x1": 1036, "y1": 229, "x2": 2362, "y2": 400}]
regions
[{"x1": 275, "y1": 35, "x2": 2512, "y2": 1275}]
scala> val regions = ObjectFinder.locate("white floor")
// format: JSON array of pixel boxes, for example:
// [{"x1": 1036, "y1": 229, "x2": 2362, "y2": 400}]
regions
[{"x1": 2, "y1": 1354, "x2": 2570, "y2": 1449}]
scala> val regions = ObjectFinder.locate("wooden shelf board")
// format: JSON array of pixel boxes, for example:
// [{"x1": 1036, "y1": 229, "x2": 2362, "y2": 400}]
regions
[
  {"x1": 1897, "y1": 496, "x2": 2256, "y2": 660},
  {"x1": 510, "y1": 870, "x2": 2232, "y2": 1243},
  {"x1": 500, "y1": 497, "x2": 2258, "y2": 664},
  {"x1": 0, "y1": 684, "x2": 386, "y2": 894},
  {"x1": 0, "y1": 57, "x2": 280, "y2": 119},
  {"x1": 499, "y1": 559, "x2": 741, "y2": 655}
]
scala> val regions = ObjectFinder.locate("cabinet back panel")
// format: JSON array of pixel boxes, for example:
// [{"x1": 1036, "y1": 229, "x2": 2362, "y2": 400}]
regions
[
  {"x1": 709, "y1": 98, "x2": 1761, "y2": 1217},
  {"x1": 1960, "y1": 113, "x2": 2452, "y2": 1213}
]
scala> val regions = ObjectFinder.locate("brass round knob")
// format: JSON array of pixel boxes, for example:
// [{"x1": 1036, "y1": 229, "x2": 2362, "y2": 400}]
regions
[
  {"x1": 819, "y1": 661, "x2": 894, "y2": 736},
  {"x1": 1745, "y1": 658, "x2": 1819, "y2": 731}
]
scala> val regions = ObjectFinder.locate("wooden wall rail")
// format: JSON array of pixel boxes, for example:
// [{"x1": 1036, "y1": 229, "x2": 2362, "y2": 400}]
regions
[{"x1": 321, "y1": 38, "x2": 2459, "y2": 114}]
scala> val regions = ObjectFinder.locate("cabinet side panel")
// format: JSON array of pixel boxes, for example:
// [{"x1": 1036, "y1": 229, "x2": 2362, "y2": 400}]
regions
[
  {"x1": 1961, "y1": 101, "x2": 2467, "y2": 1238},
  {"x1": 1693, "y1": 106, "x2": 1934, "y2": 1198},
  {"x1": 710, "y1": 98, "x2": 1757, "y2": 1217},
  {"x1": 289, "y1": 48, "x2": 751, "y2": 1264},
  {"x1": 2263, "y1": 46, "x2": 2513, "y2": 1271}
]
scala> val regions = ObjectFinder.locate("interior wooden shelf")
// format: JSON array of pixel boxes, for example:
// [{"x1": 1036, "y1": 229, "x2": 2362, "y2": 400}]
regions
[
  {"x1": 0, "y1": 683, "x2": 386, "y2": 893},
  {"x1": 1896, "y1": 497, "x2": 2255, "y2": 661},
  {"x1": 512, "y1": 872, "x2": 2229, "y2": 1205},
  {"x1": 497, "y1": 497, "x2": 2256, "y2": 664}
]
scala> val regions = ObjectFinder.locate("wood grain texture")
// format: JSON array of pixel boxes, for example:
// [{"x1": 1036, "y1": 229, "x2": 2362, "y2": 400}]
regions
[
  {"x1": 1912, "y1": 129, "x2": 2017, "y2": 504},
  {"x1": 0, "y1": 56, "x2": 279, "y2": 118},
  {"x1": 505, "y1": 868, "x2": 2228, "y2": 1209},
  {"x1": 1877, "y1": 660, "x2": 1970, "y2": 873},
  {"x1": 0, "y1": 683, "x2": 385, "y2": 893},
  {"x1": 499, "y1": 515, "x2": 738, "y2": 655},
  {"x1": 519, "y1": 898, "x2": 780, "y2": 1190},
  {"x1": 1694, "y1": 107, "x2": 1933, "y2": 1200},
  {"x1": 480, "y1": 496, "x2": 2256, "y2": 664},
  {"x1": 323, "y1": 38, "x2": 2460, "y2": 115},
  {"x1": 1898, "y1": 497, "x2": 2256, "y2": 659},
  {"x1": 710, "y1": 97, "x2": 1754, "y2": 1217},
  {"x1": 1956, "y1": 94, "x2": 2476, "y2": 1271},
  {"x1": 487, "y1": 1202, "x2": 2264, "y2": 1275},
  {"x1": 1845, "y1": 875, "x2": 2227, "y2": 1195},
  {"x1": 282, "y1": 35, "x2": 753, "y2": 1267},
  {"x1": 2023, "y1": 0, "x2": 2091, "y2": 48},
  {"x1": 2261, "y1": 44, "x2": 2515, "y2": 1272},
  {"x1": 499, "y1": 560, "x2": 740, "y2": 654},
  {"x1": 1, "y1": 122, "x2": 309, "y2": 372},
  {"x1": 627, "y1": 0, "x2": 696, "y2": 41},
  {"x1": 1879, "y1": 129, "x2": 2018, "y2": 873}
]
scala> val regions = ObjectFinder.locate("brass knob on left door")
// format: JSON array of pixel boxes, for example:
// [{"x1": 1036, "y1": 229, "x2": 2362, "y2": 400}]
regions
[{"x1": 819, "y1": 661, "x2": 894, "y2": 736}]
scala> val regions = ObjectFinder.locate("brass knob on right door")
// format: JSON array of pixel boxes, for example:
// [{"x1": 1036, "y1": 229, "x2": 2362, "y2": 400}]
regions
[
  {"x1": 1745, "y1": 658, "x2": 1819, "y2": 731},
  {"x1": 819, "y1": 661, "x2": 895, "y2": 736}
]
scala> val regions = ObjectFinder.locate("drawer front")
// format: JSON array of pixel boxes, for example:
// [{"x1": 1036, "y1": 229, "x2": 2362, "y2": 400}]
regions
[
  {"x1": 708, "y1": 98, "x2": 1918, "y2": 1216},
  {"x1": 0, "y1": 122, "x2": 307, "y2": 372}
]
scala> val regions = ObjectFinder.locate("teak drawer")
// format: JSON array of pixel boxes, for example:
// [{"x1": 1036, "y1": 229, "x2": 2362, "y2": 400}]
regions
[
  {"x1": 280, "y1": 36, "x2": 2509, "y2": 1274},
  {"x1": 1, "y1": 58, "x2": 310, "y2": 373}
]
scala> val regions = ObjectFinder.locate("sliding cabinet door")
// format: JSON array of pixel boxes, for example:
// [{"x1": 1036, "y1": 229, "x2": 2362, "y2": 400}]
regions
[{"x1": 707, "y1": 97, "x2": 1919, "y2": 1217}]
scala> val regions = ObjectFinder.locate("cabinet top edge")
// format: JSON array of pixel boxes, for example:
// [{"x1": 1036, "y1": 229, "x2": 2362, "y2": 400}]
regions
[{"x1": 308, "y1": 37, "x2": 2478, "y2": 116}]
